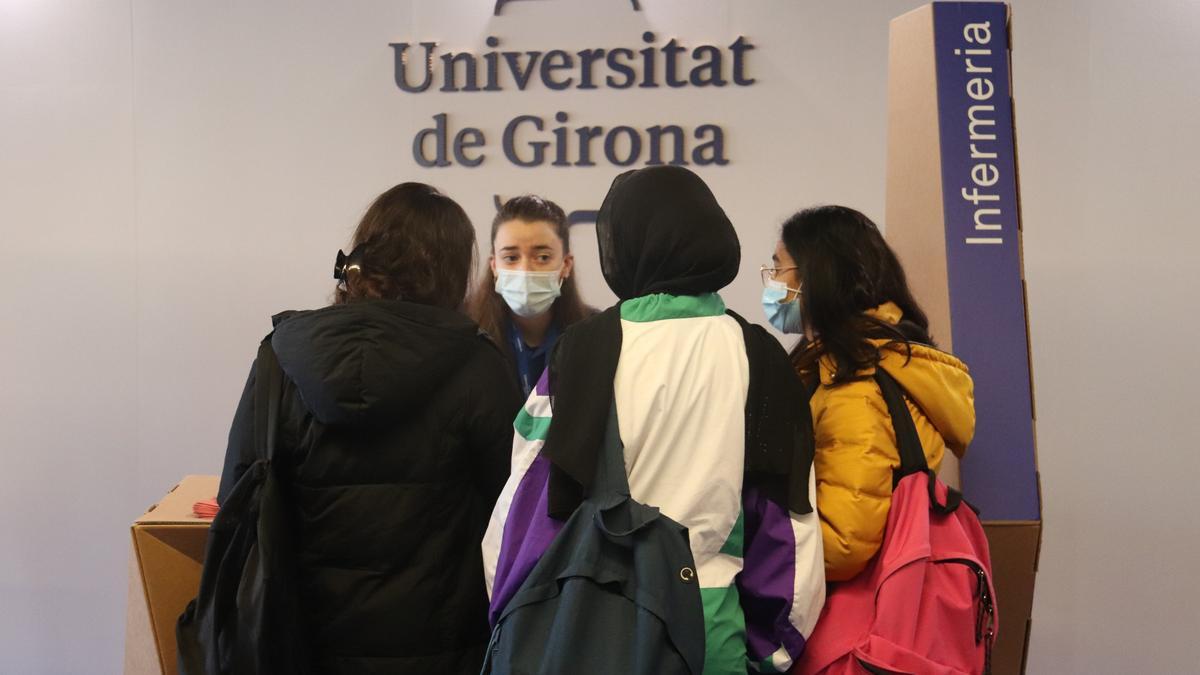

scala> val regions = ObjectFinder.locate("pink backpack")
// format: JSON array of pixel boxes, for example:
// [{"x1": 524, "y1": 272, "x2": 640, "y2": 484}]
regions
[{"x1": 793, "y1": 370, "x2": 997, "y2": 675}]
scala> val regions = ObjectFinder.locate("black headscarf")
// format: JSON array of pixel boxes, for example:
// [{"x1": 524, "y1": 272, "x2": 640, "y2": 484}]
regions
[
  {"x1": 597, "y1": 165, "x2": 741, "y2": 299},
  {"x1": 542, "y1": 166, "x2": 814, "y2": 519}
]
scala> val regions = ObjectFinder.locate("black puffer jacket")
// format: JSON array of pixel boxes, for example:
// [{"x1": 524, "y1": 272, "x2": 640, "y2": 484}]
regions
[{"x1": 218, "y1": 300, "x2": 523, "y2": 674}]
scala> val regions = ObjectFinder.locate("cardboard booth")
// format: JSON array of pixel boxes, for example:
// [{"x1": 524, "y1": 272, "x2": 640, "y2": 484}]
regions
[
  {"x1": 886, "y1": 4, "x2": 1041, "y2": 673},
  {"x1": 124, "y1": 475, "x2": 219, "y2": 675}
]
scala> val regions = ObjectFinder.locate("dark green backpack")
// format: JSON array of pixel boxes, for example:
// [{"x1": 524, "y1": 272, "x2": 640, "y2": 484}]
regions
[{"x1": 482, "y1": 405, "x2": 706, "y2": 675}]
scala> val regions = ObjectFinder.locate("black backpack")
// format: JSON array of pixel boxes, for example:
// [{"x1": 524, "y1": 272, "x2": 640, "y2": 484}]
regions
[
  {"x1": 481, "y1": 405, "x2": 707, "y2": 675},
  {"x1": 176, "y1": 336, "x2": 310, "y2": 675}
]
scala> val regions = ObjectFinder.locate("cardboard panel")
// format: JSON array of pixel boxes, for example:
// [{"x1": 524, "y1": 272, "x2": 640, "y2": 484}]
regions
[
  {"x1": 125, "y1": 550, "x2": 160, "y2": 675},
  {"x1": 134, "y1": 527, "x2": 206, "y2": 672},
  {"x1": 136, "y1": 475, "x2": 218, "y2": 525},
  {"x1": 124, "y1": 476, "x2": 218, "y2": 675},
  {"x1": 886, "y1": 4, "x2": 962, "y2": 490},
  {"x1": 984, "y1": 522, "x2": 1041, "y2": 675},
  {"x1": 885, "y1": 3, "x2": 954, "y2": 352}
]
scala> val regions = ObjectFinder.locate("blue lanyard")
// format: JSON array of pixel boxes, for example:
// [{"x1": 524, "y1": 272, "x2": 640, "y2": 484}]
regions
[{"x1": 507, "y1": 319, "x2": 559, "y2": 396}]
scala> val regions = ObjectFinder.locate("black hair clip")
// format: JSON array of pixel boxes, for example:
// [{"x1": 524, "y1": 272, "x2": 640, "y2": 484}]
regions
[{"x1": 334, "y1": 243, "x2": 368, "y2": 282}]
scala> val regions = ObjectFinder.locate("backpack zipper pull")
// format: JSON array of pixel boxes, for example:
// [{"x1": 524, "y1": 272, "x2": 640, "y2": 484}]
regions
[{"x1": 973, "y1": 567, "x2": 996, "y2": 674}]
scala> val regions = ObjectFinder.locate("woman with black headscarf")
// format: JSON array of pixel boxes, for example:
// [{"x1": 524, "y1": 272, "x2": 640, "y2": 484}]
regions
[{"x1": 482, "y1": 167, "x2": 826, "y2": 674}]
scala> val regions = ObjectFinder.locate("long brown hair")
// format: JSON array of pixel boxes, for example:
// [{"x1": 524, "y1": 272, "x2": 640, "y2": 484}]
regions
[
  {"x1": 783, "y1": 205, "x2": 933, "y2": 385},
  {"x1": 467, "y1": 195, "x2": 592, "y2": 356},
  {"x1": 335, "y1": 182, "x2": 475, "y2": 309}
]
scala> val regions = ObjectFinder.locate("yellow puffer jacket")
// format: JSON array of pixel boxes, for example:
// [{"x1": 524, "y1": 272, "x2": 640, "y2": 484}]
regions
[{"x1": 804, "y1": 302, "x2": 975, "y2": 582}]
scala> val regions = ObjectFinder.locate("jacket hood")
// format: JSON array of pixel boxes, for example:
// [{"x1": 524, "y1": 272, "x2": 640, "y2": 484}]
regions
[
  {"x1": 270, "y1": 300, "x2": 482, "y2": 427},
  {"x1": 818, "y1": 302, "x2": 976, "y2": 457}
]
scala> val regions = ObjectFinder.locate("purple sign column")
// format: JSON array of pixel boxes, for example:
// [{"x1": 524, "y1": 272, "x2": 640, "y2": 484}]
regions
[{"x1": 934, "y1": 2, "x2": 1039, "y2": 521}]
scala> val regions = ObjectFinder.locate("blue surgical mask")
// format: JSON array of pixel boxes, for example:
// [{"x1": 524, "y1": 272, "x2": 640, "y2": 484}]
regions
[
  {"x1": 761, "y1": 279, "x2": 803, "y2": 334},
  {"x1": 495, "y1": 269, "x2": 564, "y2": 318}
]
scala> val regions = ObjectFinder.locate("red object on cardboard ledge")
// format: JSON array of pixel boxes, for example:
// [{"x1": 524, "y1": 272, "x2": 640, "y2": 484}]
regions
[{"x1": 193, "y1": 498, "x2": 219, "y2": 519}]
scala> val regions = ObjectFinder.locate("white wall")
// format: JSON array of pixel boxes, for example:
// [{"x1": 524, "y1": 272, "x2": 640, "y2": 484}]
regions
[
  {"x1": 1, "y1": 1, "x2": 137, "y2": 672},
  {"x1": 1015, "y1": 1, "x2": 1200, "y2": 671},
  {"x1": 0, "y1": 0, "x2": 1196, "y2": 672}
]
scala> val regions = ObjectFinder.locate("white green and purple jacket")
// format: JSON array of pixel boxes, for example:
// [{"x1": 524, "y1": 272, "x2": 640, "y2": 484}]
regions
[{"x1": 482, "y1": 293, "x2": 826, "y2": 674}]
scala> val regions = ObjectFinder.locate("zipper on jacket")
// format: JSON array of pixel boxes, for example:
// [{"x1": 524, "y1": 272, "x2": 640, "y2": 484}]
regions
[{"x1": 936, "y1": 558, "x2": 995, "y2": 675}]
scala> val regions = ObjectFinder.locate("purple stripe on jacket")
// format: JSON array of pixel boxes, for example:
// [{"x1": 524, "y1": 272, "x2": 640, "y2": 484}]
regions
[
  {"x1": 739, "y1": 486, "x2": 808, "y2": 660},
  {"x1": 488, "y1": 453, "x2": 563, "y2": 626},
  {"x1": 535, "y1": 368, "x2": 551, "y2": 396}
]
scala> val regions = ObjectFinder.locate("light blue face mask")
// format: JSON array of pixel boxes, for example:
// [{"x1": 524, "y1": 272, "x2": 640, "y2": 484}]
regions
[
  {"x1": 761, "y1": 279, "x2": 803, "y2": 334},
  {"x1": 495, "y1": 269, "x2": 564, "y2": 318}
]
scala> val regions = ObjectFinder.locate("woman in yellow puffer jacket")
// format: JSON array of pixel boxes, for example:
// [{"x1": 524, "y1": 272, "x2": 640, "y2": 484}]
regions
[{"x1": 760, "y1": 205, "x2": 976, "y2": 582}]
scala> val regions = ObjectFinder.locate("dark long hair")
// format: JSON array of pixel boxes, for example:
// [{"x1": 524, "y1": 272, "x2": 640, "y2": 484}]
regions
[
  {"x1": 335, "y1": 182, "x2": 475, "y2": 309},
  {"x1": 783, "y1": 205, "x2": 933, "y2": 385},
  {"x1": 467, "y1": 195, "x2": 592, "y2": 356}
]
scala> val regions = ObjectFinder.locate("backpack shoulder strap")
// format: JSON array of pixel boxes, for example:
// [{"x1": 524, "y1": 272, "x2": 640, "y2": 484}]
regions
[
  {"x1": 725, "y1": 309, "x2": 815, "y2": 515},
  {"x1": 874, "y1": 367, "x2": 963, "y2": 513},
  {"x1": 872, "y1": 367, "x2": 927, "y2": 479},
  {"x1": 589, "y1": 403, "x2": 631, "y2": 499},
  {"x1": 254, "y1": 335, "x2": 285, "y2": 463}
]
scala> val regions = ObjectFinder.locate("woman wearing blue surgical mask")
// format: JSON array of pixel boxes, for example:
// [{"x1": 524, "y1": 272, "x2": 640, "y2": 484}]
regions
[
  {"x1": 469, "y1": 195, "x2": 596, "y2": 396},
  {"x1": 761, "y1": 239, "x2": 806, "y2": 337},
  {"x1": 762, "y1": 205, "x2": 975, "y2": 589}
]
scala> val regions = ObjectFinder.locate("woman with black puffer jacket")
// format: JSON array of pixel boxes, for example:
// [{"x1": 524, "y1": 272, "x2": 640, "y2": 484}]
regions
[{"x1": 218, "y1": 182, "x2": 523, "y2": 674}]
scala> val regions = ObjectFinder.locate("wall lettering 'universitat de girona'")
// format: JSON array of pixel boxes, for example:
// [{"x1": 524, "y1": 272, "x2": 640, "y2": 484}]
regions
[{"x1": 389, "y1": 31, "x2": 758, "y2": 168}]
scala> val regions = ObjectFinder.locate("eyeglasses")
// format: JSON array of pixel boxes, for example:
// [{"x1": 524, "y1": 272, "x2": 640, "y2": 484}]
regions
[{"x1": 759, "y1": 264, "x2": 798, "y2": 287}]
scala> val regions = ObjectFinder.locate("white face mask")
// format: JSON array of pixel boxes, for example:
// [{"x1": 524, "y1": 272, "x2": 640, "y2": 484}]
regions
[{"x1": 495, "y1": 269, "x2": 564, "y2": 318}]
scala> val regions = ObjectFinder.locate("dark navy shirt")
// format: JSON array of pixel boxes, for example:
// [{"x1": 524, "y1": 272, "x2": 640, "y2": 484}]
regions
[{"x1": 506, "y1": 317, "x2": 561, "y2": 398}]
